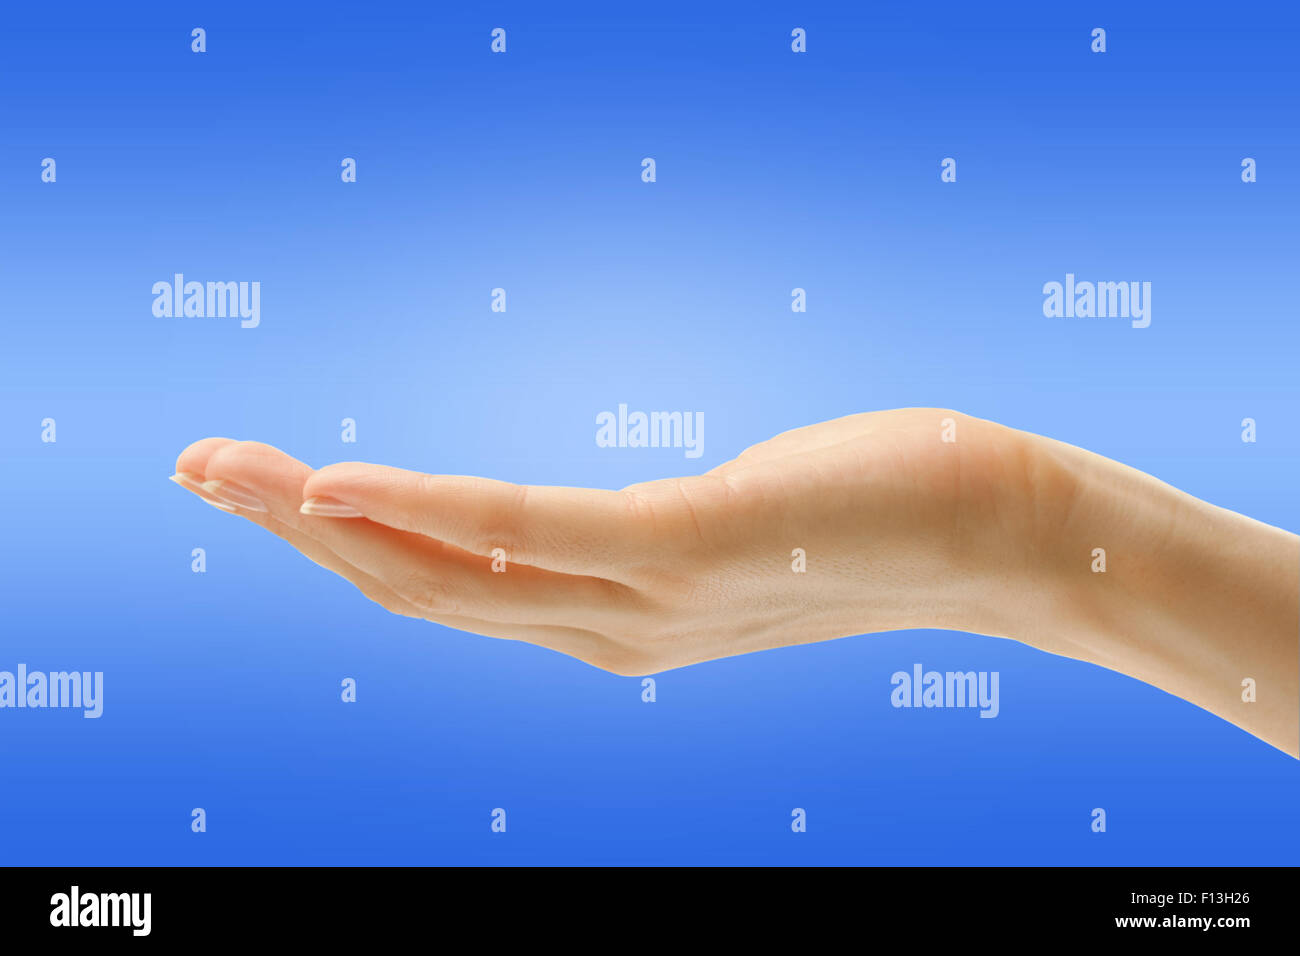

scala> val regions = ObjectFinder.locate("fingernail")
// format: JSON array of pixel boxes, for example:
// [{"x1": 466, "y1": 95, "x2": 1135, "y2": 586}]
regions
[
  {"x1": 300, "y1": 496, "x2": 364, "y2": 518},
  {"x1": 201, "y1": 479, "x2": 268, "y2": 512},
  {"x1": 169, "y1": 471, "x2": 205, "y2": 493},
  {"x1": 170, "y1": 472, "x2": 237, "y2": 512}
]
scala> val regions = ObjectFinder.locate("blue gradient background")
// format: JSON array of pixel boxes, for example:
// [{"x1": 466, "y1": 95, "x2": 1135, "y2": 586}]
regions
[{"x1": 1, "y1": 1, "x2": 1297, "y2": 865}]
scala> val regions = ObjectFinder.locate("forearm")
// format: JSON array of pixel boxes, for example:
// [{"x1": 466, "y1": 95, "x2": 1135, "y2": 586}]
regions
[{"x1": 1007, "y1": 432, "x2": 1299, "y2": 756}]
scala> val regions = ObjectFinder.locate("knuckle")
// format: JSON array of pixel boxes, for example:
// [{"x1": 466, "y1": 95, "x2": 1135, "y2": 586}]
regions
[
  {"x1": 460, "y1": 480, "x2": 529, "y2": 559},
  {"x1": 358, "y1": 584, "x2": 422, "y2": 619},
  {"x1": 466, "y1": 518, "x2": 522, "y2": 563},
  {"x1": 620, "y1": 488, "x2": 658, "y2": 527},
  {"x1": 393, "y1": 571, "x2": 460, "y2": 617}
]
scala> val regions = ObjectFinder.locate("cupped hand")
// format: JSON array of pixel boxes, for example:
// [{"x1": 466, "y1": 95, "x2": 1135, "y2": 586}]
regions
[{"x1": 171, "y1": 409, "x2": 1057, "y2": 675}]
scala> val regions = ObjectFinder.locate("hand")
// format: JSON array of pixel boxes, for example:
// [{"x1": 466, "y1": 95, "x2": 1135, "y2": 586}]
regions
[
  {"x1": 172, "y1": 409, "x2": 1048, "y2": 675},
  {"x1": 173, "y1": 407, "x2": 1299, "y2": 755}
]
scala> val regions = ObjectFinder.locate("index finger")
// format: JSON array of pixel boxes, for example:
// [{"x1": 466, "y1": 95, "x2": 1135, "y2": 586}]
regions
[{"x1": 301, "y1": 463, "x2": 652, "y2": 580}]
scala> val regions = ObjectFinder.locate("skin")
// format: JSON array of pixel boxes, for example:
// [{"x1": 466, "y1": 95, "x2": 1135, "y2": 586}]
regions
[{"x1": 172, "y1": 408, "x2": 1299, "y2": 757}]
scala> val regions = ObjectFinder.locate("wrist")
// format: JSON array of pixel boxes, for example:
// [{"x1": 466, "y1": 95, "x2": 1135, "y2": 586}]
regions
[{"x1": 1005, "y1": 431, "x2": 1299, "y2": 755}]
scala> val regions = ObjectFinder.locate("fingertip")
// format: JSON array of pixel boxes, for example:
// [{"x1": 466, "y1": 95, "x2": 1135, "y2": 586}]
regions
[{"x1": 174, "y1": 437, "x2": 237, "y2": 476}]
